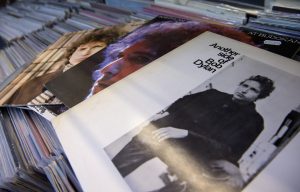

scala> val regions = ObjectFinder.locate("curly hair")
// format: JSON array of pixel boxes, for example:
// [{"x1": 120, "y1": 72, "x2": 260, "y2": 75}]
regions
[
  {"x1": 64, "y1": 27, "x2": 125, "y2": 60},
  {"x1": 240, "y1": 75, "x2": 275, "y2": 99}
]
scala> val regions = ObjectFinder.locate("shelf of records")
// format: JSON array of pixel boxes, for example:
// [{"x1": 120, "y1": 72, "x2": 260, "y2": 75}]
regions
[
  {"x1": 0, "y1": 17, "x2": 298, "y2": 118},
  {"x1": 0, "y1": 0, "x2": 298, "y2": 111},
  {"x1": 0, "y1": 1, "x2": 298, "y2": 191},
  {"x1": 0, "y1": 0, "x2": 147, "y2": 88},
  {"x1": 1, "y1": 0, "x2": 299, "y2": 89},
  {"x1": 0, "y1": 106, "x2": 82, "y2": 191}
]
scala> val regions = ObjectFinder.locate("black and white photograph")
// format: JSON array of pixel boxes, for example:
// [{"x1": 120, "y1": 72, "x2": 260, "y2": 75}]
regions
[{"x1": 105, "y1": 56, "x2": 300, "y2": 192}]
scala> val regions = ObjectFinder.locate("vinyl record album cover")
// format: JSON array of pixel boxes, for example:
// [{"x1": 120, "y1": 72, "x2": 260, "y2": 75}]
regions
[
  {"x1": 52, "y1": 32, "x2": 300, "y2": 192},
  {"x1": 45, "y1": 15, "x2": 300, "y2": 108}
]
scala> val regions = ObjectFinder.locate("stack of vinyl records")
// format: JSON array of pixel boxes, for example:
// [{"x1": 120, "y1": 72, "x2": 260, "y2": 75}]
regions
[
  {"x1": 0, "y1": 0, "x2": 145, "y2": 89},
  {"x1": 136, "y1": 1, "x2": 300, "y2": 60},
  {"x1": 245, "y1": 12, "x2": 300, "y2": 39},
  {"x1": 0, "y1": 106, "x2": 82, "y2": 191},
  {"x1": 141, "y1": 0, "x2": 249, "y2": 25},
  {"x1": 0, "y1": 21, "x2": 145, "y2": 120},
  {"x1": 0, "y1": 1, "x2": 299, "y2": 191},
  {"x1": 139, "y1": 0, "x2": 300, "y2": 41},
  {"x1": 0, "y1": 1, "x2": 75, "y2": 87},
  {"x1": 0, "y1": 1, "x2": 147, "y2": 189}
]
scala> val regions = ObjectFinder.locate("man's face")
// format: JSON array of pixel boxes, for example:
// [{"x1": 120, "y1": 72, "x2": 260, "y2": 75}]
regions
[
  {"x1": 91, "y1": 40, "x2": 158, "y2": 95},
  {"x1": 233, "y1": 80, "x2": 262, "y2": 103},
  {"x1": 69, "y1": 41, "x2": 107, "y2": 65}
]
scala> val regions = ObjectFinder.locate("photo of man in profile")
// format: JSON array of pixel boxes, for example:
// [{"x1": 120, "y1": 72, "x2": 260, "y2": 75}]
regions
[
  {"x1": 109, "y1": 75, "x2": 275, "y2": 192},
  {"x1": 87, "y1": 19, "x2": 253, "y2": 99}
]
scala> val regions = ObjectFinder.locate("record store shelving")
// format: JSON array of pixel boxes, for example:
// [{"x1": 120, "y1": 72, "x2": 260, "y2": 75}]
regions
[
  {"x1": 0, "y1": 2, "x2": 84, "y2": 190},
  {"x1": 0, "y1": 1, "x2": 147, "y2": 191},
  {"x1": 1, "y1": 0, "x2": 299, "y2": 90},
  {"x1": 0, "y1": 0, "x2": 299, "y2": 192},
  {"x1": 0, "y1": 0, "x2": 145, "y2": 90}
]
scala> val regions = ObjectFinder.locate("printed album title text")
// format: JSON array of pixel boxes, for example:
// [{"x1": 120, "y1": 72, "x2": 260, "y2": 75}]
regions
[{"x1": 193, "y1": 43, "x2": 240, "y2": 73}]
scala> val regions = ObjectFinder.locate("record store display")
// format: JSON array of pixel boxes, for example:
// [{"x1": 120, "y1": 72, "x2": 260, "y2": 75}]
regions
[
  {"x1": 0, "y1": 0, "x2": 299, "y2": 192},
  {"x1": 1, "y1": 0, "x2": 298, "y2": 92},
  {"x1": 0, "y1": 106, "x2": 82, "y2": 191},
  {"x1": 0, "y1": 0, "x2": 146, "y2": 89},
  {"x1": 245, "y1": 12, "x2": 300, "y2": 39},
  {"x1": 0, "y1": 21, "x2": 145, "y2": 120}
]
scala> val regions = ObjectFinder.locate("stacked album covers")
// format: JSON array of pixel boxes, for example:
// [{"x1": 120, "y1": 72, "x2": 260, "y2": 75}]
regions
[
  {"x1": 0, "y1": 1, "x2": 148, "y2": 192},
  {"x1": 44, "y1": 16, "x2": 300, "y2": 108},
  {"x1": 153, "y1": 0, "x2": 250, "y2": 25},
  {"x1": 245, "y1": 12, "x2": 300, "y2": 39},
  {"x1": 0, "y1": 1, "x2": 299, "y2": 192},
  {"x1": 42, "y1": 16, "x2": 300, "y2": 191},
  {"x1": 0, "y1": 1, "x2": 75, "y2": 86},
  {"x1": 0, "y1": 0, "x2": 145, "y2": 90},
  {"x1": 0, "y1": 1, "x2": 146, "y2": 191},
  {"x1": 0, "y1": 106, "x2": 82, "y2": 191},
  {"x1": 0, "y1": 21, "x2": 145, "y2": 120},
  {"x1": 50, "y1": 29, "x2": 300, "y2": 191}
]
